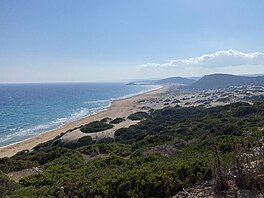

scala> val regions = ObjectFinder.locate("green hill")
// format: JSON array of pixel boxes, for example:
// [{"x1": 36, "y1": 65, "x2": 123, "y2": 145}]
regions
[{"x1": 190, "y1": 74, "x2": 264, "y2": 89}]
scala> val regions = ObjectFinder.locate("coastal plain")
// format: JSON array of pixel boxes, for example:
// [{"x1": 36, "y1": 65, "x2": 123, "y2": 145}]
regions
[
  {"x1": 1, "y1": 84, "x2": 264, "y2": 158},
  {"x1": 0, "y1": 86, "x2": 166, "y2": 158}
]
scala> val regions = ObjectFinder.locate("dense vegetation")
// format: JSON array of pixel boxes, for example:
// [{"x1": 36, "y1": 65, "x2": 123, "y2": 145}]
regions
[
  {"x1": 0, "y1": 99, "x2": 264, "y2": 197},
  {"x1": 80, "y1": 121, "x2": 114, "y2": 133}
]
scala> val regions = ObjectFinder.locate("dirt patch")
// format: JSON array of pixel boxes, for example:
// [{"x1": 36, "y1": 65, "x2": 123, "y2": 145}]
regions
[{"x1": 8, "y1": 167, "x2": 42, "y2": 182}]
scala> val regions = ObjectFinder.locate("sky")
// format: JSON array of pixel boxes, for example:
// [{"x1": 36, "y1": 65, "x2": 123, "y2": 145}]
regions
[{"x1": 1, "y1": 0, "x2": 264, "y2": 83}]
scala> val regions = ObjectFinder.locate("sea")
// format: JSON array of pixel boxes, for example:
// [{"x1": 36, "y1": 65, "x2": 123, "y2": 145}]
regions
[{"x1": 0, "y1": 83, "x2": 160, "y2": 147}]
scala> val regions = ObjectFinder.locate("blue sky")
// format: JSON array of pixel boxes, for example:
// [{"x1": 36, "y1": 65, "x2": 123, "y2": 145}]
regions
[{"x1": 1, "y1": 0, "x2": 264, "y2": 82}]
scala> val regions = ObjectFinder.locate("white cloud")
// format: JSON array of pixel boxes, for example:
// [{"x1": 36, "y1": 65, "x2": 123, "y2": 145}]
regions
[{"x1": 136, "y1": 50, "x2": 264, "y2": 77}]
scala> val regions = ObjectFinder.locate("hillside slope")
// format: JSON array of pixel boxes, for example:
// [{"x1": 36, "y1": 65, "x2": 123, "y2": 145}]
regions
[
  {"x1": 190, "y1": 74, "x2": 264, "y2": 89},
  {"x1": 155, "y1": 77, "x2": 196, "y2": 85}
]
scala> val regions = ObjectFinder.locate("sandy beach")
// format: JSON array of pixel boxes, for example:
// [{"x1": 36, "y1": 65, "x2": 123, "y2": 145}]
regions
[
  {"x1": 2, "y1": 83, "x2": 264, "y2": 158},
  {"x1": 0, "y1": 86, "x2": 167, "y2": 158}
]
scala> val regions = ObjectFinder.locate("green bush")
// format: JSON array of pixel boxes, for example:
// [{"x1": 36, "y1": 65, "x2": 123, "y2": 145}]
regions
[
  {"x1": 110, "y1": 117, "x2": 125, "y2": 124},
  {"x1": 127, "y1": 112, "x2": 150, "y2": 120},
  {"x1": 100, "y1": 117, "x2": 112, "y2": 123},
  {"x1": 46, "y1": 151, "x2": 85, "y2": 170},
  {"x1": 80, "y1": 121, "x2": 114, "y2": 133},
  {"x1": 97, "y1": 137, "x2": 115, "y2": 144},
  {"x1": 61, "y1": 136, "x2": 94, "y2": 149},
  {"x1": 0, "y1": 170, "x2": 19, "y2": 197},
  {"x1": 1, "y1": 100, "x2": 264, "y2": 197},
  {"x1": 0, "y1": 157, "x2": 38, "y2": 173}
]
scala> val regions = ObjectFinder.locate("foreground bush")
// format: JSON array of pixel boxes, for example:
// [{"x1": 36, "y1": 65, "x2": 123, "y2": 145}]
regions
[{"x1": 0, "y1": 100, "x2": 264, "y2": 197}]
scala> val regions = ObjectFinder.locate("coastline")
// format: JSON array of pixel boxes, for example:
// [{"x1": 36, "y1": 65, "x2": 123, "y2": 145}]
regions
[{"x1": 0, "y1": 85, "x2": 167, "y2": 158}]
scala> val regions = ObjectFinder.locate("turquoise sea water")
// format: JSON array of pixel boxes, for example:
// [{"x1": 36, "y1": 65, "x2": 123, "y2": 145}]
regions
[{"x1": 0, "y1": 83, "x2": 160, "y2": 147}]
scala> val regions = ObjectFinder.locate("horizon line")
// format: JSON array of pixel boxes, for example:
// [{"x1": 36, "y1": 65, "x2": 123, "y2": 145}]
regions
[{"x1": 1, "y1": 72, "x2": 264, "y2": 84}]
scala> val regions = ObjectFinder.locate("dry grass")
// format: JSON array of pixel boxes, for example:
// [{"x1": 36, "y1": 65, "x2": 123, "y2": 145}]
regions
[{"x1": 234, "y1": 141, "x2": 264, "y2": 191}]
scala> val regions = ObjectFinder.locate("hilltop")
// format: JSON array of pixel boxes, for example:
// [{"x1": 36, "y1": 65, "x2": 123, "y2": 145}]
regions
[
  {"x1": 155, "y1": 77, "x2": 196, "y2": 85},
  {"x1": 190, "y1": 74, "x2": 264, "y2": 89},
  {"x1": 128, "y1": 74, "x2": 264, "y2": 90}
]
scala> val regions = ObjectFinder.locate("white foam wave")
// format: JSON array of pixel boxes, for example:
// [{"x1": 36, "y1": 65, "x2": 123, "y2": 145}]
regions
[
  {"x1": 84, "y1": 99, "x2": 110, "y2": 104},
  {"x1": 0, "y1": 105, "x2": 111, "y2": 144},
  {"x1": 83, "y1": 85, "x2": 161, "y2": 105},
  {"x1": 8, "y1": 128, "x2": 17, "y2": 131},
  {"x1": 0, "y1": 85, "x2": 161, "y2": 145}
]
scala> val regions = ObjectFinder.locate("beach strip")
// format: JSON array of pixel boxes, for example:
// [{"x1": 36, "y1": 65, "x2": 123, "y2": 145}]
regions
[{"x1": 0, "y1": 86, "x2": 166, "y2": 158}]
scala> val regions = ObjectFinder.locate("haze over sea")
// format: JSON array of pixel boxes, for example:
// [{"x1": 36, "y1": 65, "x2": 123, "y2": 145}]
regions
[{"x1": 0, "y1": 83, "x2": 159, "y2": 147}]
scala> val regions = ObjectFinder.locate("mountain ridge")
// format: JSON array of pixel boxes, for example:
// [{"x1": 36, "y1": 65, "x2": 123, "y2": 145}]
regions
[
  {"x1": 190, "y1": 73, "x2": 264, "y2": 89},
  {"x1": 127, "y1": 77, "x2": 196, "y2": 86}
]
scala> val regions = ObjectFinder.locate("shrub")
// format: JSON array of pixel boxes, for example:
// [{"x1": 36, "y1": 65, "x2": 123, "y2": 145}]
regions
[
  {"x1": 0, "y1": 170, "x2": 19, "y2": 196},
  {"x1": 46, "y1": 151, "x2": 85, "y2": 170},
  {"x1": 59, "y1": 136, "x2": 94, "y2": 149},
  {"x1": 0, "y1": 157, "x2": 38, "y2": 173},
  {"x1": 127, "y1": 112, "x2": 150, "y2": 120},
  {"x1": 110, "y1": 117, "x2": 125, "y2": 124},
  {"x1": 97, "y1": 137, "x2": 115, "y2": 144},
  {"x1": 100, "y1": 117, "x2": 112, "y2": 123},
  {"x1": 80, "y1": 121, "x2": 114, "y2": 133}
]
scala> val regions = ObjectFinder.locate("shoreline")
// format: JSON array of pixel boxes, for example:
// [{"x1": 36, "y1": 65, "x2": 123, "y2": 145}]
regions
[
  {"x1": 0, "y1": 85, "x2": 167, "y2": 158},
  {"x1": 0, "y1": 85, "x2": 162, "y2": 149}
]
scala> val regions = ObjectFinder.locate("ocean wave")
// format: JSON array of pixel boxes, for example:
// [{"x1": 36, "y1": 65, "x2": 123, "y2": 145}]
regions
[
  {"x1": 83, "y1": 85, "x2": 161, "y2": 105},
  {"x1": 8, "y1": 127, "x2": 17, "y2": 131},
  {"x1": 0, "y1": 85, "x2": 161, "y2": 146},
  {"x1": 84, "y1": 99, "x2": 110, "y2": 104},
  {"x1": 0, "y1": 105, "x2": 111, "y2": 144}
]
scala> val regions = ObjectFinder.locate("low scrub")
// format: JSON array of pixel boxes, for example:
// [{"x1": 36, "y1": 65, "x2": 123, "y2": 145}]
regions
[
  {"x1": 127, "y1": 111, "x2": 150, "y2": 120},
  {"x1": 110, "y1": 117, "x2": 125, "y2": 124},
  {"x1": 80, "y1": 121, "x2": 114, "y2": 133}
]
